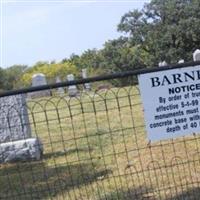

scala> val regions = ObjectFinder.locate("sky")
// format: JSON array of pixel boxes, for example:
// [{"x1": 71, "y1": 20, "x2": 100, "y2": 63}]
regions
[{"x1": 0, "y1": 0, "x2": 150, "y2": 68}]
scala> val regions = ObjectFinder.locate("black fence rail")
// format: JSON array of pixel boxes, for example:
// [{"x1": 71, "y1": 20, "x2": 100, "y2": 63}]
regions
[{"x1": 1, "y1": 61, "x2": 200, "y2": 200}]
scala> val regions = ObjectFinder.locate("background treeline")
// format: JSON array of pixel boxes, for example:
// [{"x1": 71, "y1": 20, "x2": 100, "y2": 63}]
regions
[{"x1": 1, "y1": 0, "x2": 200, "y2": 91}]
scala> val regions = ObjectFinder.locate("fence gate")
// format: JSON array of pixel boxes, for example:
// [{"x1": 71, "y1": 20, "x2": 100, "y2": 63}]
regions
[{"x1": 1, "y1": 62, "x2": 200, "y2": 200}]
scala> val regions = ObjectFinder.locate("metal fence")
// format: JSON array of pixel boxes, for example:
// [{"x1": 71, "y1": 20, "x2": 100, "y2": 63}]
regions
[{"x1": 1, "y1": 61, "x2": 200, "y2": 200}]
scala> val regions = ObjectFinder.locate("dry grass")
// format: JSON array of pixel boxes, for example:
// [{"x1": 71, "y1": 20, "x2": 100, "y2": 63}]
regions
[{"x1": 1, "y1": 86, "x2": 200, "y2": 200}]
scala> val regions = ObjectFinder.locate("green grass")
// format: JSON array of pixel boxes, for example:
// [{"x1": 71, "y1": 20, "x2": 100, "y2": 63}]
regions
[{"x1": 1, "y1": 86, "x2": 200, "y2": 200}]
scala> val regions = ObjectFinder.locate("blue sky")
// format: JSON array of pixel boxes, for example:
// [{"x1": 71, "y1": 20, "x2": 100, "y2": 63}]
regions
[{"x1": 1, "y1": 0, "x2": 150, "y2": 68}]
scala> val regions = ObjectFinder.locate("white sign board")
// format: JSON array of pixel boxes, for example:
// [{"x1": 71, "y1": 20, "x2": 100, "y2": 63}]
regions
[{"x1": 138, "y1": 65, "x2": 200, "y2": 142}]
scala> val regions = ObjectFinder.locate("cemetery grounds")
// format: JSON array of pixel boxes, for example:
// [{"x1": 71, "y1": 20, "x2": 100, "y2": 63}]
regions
[{"x1": 1, "y1": 85, "x2": 200, "y2": 200}]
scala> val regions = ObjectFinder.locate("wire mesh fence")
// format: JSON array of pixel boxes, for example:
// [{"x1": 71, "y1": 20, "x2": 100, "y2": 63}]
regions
[{"x1": 1, "y1": 62, "x2": 200, "y2": 200}]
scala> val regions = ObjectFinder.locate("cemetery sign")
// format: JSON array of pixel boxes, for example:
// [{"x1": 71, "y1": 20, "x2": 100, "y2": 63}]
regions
[{"x1": 138, "y1": 64, "x2": 200, "y2": 142}]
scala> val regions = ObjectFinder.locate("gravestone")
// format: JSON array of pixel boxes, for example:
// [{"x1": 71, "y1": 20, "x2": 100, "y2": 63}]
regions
[
  {"x1": 158, "y1": 62, "x2": 162, "y2": 67},
  {"x1": 56, "y1": 77, "x2": 65, "y2": 95},
  {"x1": 193, "y1": 49, "x2": 200, "y2": 61},
  {"x1": 32, "y1": 73, "x2": 47, "y2": 86},
  {"x1": 30, "y1": 73, "x2": 50, "y2": 98},
  {"x1": 0, "y1": 138, "x2": 43, "y2": 163},
  {"x1": 158, "y1": 61, "x2": 167, "y2": 67},
  {"x1": 0, "y1": 94, "x2": 31, "y2": 143},
  {"x1": 82, "y1": 68, "x2": 91, "y2": 91},
  {"x1": 178, "y1": 59, "x2": 184, "y2": 63},
  {"x1": 67, "y1": 74, "x2": 78, "y2": 97},
  {"x1": 0, "y1": 94, "x2": 43, "y2": 163}
]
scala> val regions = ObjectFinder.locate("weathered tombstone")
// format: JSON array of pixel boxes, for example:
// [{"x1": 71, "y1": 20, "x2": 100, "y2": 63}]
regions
[
  {"x1": 158, "y1": 62, "x2": 163, "y2": 67},
  {"x1": 0, "y1": 94, "x2": 31, "y2": 143},
  {"x1": 32, "y1": 73, "x2": 47, "y2": 86},
  {"x1": 82, "y1": 68, "x2": 91, "y2": 91},
  {"x1": 30, "y1": 73, "x2": 50, "y2": 98},
  {"x1": 158, "y1": 61, "x2": 167, "y2": 67},
  {"x1": 178, "y1": 59, "x2": 184, "y2": 63},
  {"x1": 0, "y1": 138, "x2": 43, "y2": 163},
  {"x1": 67, "y1": 74, "x2": 78, "y2": 97},
  {"x1": 162, "y1": 61, "x2": 168, "y2": 66},
  {"x1": 0, "y1": 94, "x2": 43, "y2": 163},
  {"x1": 193, "y1": 49, "x2": 200, "y2": 61},
  {"x1": 56, "y1": 77, "x2": 65, "y2": 95}
]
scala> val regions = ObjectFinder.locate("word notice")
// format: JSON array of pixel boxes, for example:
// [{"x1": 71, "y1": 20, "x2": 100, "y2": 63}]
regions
[{"x1": 138, "y1": 65, "x2": 200, "y2": 142}]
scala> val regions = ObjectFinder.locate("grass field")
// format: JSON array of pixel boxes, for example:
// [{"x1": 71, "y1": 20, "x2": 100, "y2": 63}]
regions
[{"x1": 1, "y1": 86, "x2": 200, "y2": 200}]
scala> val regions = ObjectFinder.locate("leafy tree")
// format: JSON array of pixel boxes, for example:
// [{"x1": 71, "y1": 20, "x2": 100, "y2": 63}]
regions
[
  {"x1": 118, "y1": 0, "x2": 200, "y2": 65},
  {"x1": 21, "y1": 62, "x2": 77, "y2": 86},
  {"x1": 63, "y1": 49, "x2": 106, "y2": 78},
  {"x1": 3, "y1": 65, "x2": 28, "y2": 90},
  {"x1": 0, "y1": 67, "x2": 6, "y2": 91},
  {"x1": 99, "y1": 38, "x2": 151, "y2": 86},
  {"x1": 67, "y1": 49, "x2": 105, "y2": 70},
  {"x1": 100, "y1": 37, "x2": 151, "y2": 73}
]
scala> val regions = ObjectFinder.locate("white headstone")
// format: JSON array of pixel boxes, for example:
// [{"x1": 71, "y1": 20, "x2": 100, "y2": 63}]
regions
[
  {"x1": 178, "y1": 59, "x2": 184, "y2": 64},
  {"x1": 162, "y1": 61, "x2": 167, "y2": 66},
  {"x1": 32, "y1": 73, "x2": 47, "y2": 86},
  {"x1": 67, "y1": 74, "x2": 78, "y2": 97},
  {"x1": 158, "y1": 61, "x2": 167, "y2": 67},
  {"x1": 158, "y1": 62, "x2": 163, "y2": 67},
  {"x1": 193, "y1": 49, "x2": 200, "y2": 61},
  {"x1": 82, "y1": 68, "x2": 91, "y2": 91},
  {"x1": 31, "y1": 73, "x2": 50, "y2": 98},
  {"x1": 56, "y1": 77, "x2": 65, "y2": 95},
  {"x1": 0, "y1": 94, "x2": 31, "y2": 143},
  {"x1": 0, "y1": 138, "x2": 43, "y2": 163}
]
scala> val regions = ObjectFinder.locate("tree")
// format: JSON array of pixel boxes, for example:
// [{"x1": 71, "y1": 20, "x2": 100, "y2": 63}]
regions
[
  {"x1": 0, "y1": 67, "x2": 6, "y2": 91},
  {"x1": 67, "y1": 49, "x2": 104, "y2": 70},
  {"x1": 100, "y1": 37, "x2": 151, "y2": 72},
  {"x1": 118, "y1": 0, "x2": 200, "y2": 65},
  {"x1": 4, "y1": 65, "x2": 28, "y2": 90},
  {"x1": 20, "y1": 62, "x2": 78, "y2": 86},
  {"x1": 99, "y1": 37, "x2": 151, "y2": 86}
]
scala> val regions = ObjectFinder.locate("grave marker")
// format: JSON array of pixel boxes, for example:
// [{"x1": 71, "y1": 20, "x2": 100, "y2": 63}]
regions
[
  {"x1": 82, "y1": 68, "x2": 91, "y2": 91},
  {"x1": 56, "y1": 77, "x2": 65, "y2": 95},
  {"x1": 30, "y1": 73, "x2": 50, "y2": 98},
  {"x1": 67, "y1": 74, "x2": 78, "y2": 97},
  {"x1": 0, "y1": 94, "x2": 43, "y2": 163},
  {"x1": 193, "y1": 49, "x2": 200, "y2": 61},
  {"x1": 159, "y1": 61, "x2": 168, "y2": 67},
  {"x1": 0, "y1": 94, "x2": 31, "y2": 143},
  {"x1": 178, "y1": 59, "x2": 184, "y2": 64}
]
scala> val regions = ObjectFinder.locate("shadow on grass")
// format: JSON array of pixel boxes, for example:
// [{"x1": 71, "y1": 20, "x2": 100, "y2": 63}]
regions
[
  {"x1": 0, "y1": 160, "x2": 112, "y2": 200},
  {"x1": 43, "y1": 147, "x2": 94, "y2": 159},
  {"x1": 99, "y1": 187, "x2": 200, "y2": 200},
  {"x1": 99, "y1": 186, "x2": 156, "y2": 200},
  {"x1": 166, "y1": 187, "x2": 200, "y2": 200}
]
